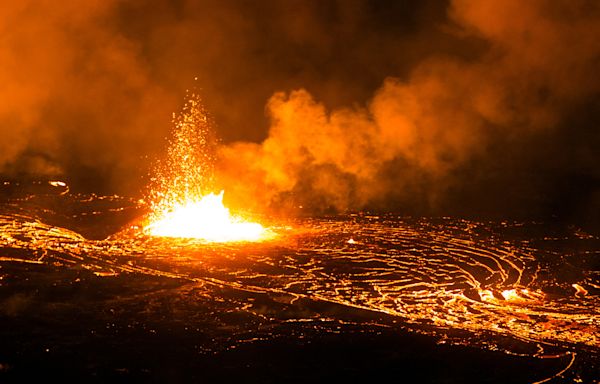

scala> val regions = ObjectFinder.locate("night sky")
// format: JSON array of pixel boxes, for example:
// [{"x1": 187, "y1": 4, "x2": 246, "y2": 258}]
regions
[{"x1": 1, "y1": 0, "x2": 598, "y2": 227}]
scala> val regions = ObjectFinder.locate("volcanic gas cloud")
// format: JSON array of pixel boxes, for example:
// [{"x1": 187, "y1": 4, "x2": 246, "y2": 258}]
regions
[
  {"x1": 0, "y1": 0, "x2": 598, "y2": 223},
  {"x1": 217, "y1": 0, "x2": 600, "y2": 217}
]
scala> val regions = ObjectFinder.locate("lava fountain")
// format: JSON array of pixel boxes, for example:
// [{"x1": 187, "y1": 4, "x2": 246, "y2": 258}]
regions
[
  {"x1": 144, "y1": 91, "x2": 267, "y2": 242},
  {"x1": 146, "y1": 191, "x2": 265, "y2": 241}
]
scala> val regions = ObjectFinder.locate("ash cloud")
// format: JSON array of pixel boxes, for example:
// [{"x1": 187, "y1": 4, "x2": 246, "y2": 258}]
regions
[{"x1": 1, "y1": 0, "x2": 599, "y2": 224}]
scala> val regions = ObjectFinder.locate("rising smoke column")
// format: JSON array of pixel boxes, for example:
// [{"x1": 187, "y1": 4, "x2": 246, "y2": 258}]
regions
[{"x1": 217, "y1": 0, "x2": 600, "y2": 216}]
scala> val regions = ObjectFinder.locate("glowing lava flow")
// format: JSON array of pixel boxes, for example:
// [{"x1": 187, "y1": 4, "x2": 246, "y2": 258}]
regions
[
  {"x1": 146, "y1": 191, "x2": 265, "y2": 241},
  {"x1": 144, "y1": 91, "x2": 267, "y2": 242}
]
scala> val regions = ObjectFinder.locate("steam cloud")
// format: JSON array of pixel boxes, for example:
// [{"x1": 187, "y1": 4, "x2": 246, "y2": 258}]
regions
[
  {"x1": 218, "y1": 0, "x2": 600, "y2": 221},
  {"x1": 1, "y1": 0, "x2": 598, "y2": 223},
  {"x1": 0, "y1": 1, "x2": 177, "y2": 191}
]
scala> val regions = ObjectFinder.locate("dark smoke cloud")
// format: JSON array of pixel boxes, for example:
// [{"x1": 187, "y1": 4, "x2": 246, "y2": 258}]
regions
[{"x1": 1, "y1": 0, "x2": 599, "y2": 226}]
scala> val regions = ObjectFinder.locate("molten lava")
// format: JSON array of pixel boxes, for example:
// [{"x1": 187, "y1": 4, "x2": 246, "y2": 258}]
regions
[
  {"x1": 146, "y1": 191, "x2": 265, "y2": 242},
  {"x1": 144, "y1": 91, "x2": 268, "y2": 242}
]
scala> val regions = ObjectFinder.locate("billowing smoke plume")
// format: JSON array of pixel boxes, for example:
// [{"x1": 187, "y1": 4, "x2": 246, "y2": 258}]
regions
[
  {"x1": 217, "y1": 0, "x2": 600, "y2": 221},
  {"x1": 1, "y1": 0, "x2": 598, "y2": 224}
]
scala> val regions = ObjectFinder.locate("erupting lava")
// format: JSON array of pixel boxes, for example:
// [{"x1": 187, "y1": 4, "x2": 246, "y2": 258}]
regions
[
  {"x1": 145, "y1": 91, "x2": 267, "y2": 242},
  {"x1": 147, "y1": 191, "x2": 265, "y2": 241}
]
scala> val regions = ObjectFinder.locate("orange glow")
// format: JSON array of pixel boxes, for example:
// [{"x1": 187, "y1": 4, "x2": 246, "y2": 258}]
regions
[
  {"x1": 572, "y1": 284, "x2": 588, "y2": 296},
  {"x1": 146, "y1": 191, "x2": 266, "y2": 242},
  {"x1": 501, "y1": 289, "x2": 521, "y2": 301},
  {"x1": 144, "y1": 92, "x2": 269, "y2": 242}
]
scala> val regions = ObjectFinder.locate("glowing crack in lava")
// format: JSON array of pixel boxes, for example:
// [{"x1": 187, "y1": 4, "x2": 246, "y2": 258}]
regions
[{"x1": 144, "y1": 91, "x2": 267, "y2": 242}]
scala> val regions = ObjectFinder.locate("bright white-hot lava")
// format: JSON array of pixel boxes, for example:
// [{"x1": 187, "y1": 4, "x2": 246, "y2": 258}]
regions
[
  {"x1": 144, "y1": 91, "x2": 269, "y2": 242},
  {"x1": 146, "y1": 191, "x2": 265, "y2": 242}
]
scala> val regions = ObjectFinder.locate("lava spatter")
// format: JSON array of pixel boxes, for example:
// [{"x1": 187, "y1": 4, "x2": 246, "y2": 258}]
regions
[{"x1": 144, "y1": 92, "x2": 267, "y2": 242}]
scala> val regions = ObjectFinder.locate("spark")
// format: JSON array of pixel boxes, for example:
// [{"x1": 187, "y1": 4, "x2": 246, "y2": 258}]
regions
[{"x1": 144, "y1": 91, "x2": 268, "y2": 242}]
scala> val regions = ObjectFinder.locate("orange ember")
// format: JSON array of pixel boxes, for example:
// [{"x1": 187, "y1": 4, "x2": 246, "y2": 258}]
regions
[{"x1": 145, "y1": 91, "x2": 268, "y2": 242}]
